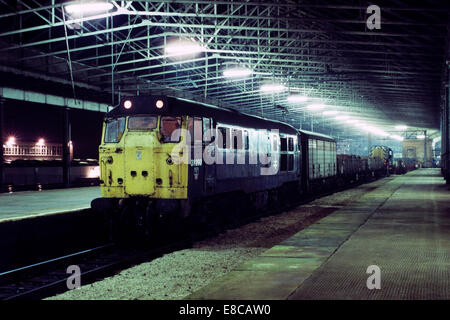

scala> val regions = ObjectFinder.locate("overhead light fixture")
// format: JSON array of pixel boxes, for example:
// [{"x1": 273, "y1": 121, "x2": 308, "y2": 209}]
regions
[
  {"x1": 6, "y1": 136, "x2": 16, "y2": 146},
  {"x1": 365, "y1": 126, "x2": 389, "y2": 137},
  {"x1": 123, "y1": 100, "x2": 132, "y2": 109},
  {"x1": 306, "y1": 104, "x2": 326, "y2": 110},
  {"x1": 88, "y1": 166, "x2": 100, "y2": 179},
  {"x1": 64, "y1": 1, "x2": 114, "y2": 16},
  {"x1": 165, "y1": 39, "x2": 206, "y2": 57},
  {"x1": 417, "y1": 134, "x2": 425, "y2": 139},
  {"x1": 36, "y1": 138, "x2": 45, "y2": 146},
  {"x1": 395, "y1": 125, "x2": 408, "y2": 130},
  {"x1": 346, "y1": 119, "x2": 359, "y2": 124},
  {"x1": 391, "y1": 135, "x2": 404, "y2": 141},
  {"x1": 287, "y1": 95, "x2": 308, "y2": 103},
  {"x1": 322, "y1": 110, "x2": 339, "y2": 116},
  {"x1": 260, "y1": 84, "x2": 286, "y2": 93},
  {"x1": 335, "y1": 115, "x2": 350, "y2": 121},
  {"x1": 155, "y1": 99, "x2": 164, "y2": 109},
  {"x1": 223, "y1": 67, "x2": 253, "y2": 78}
]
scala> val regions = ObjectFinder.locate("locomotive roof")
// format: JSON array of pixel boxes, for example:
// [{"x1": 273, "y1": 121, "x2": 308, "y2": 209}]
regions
[
  {"x1": 370, "y1": 145, "x2": 392, "y2": 151},
  {"x1": 298, "y1": 129, "x2": 336, "y2": 142},
  {"x1": 107, "y1": 95, "x2": 298, "y2": 135}
]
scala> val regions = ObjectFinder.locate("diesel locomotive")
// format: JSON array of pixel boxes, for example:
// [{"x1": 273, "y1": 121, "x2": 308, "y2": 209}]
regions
[{"x1": 91, "y1": 95, "x2": 387, "y2": 239}]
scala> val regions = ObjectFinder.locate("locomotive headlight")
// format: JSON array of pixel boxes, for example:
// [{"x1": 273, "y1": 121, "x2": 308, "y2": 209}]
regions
[
  {"x1": 124, "y1": 100, "x2": 132, "y2": 109},
  {"x1": 156, "y1": 99, "x2": 164, "y2": 109}
]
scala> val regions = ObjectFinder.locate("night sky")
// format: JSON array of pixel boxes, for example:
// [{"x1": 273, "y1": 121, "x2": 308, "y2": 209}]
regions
[{"x1": 3, "y1": 99, "x2": 105, "y2": 160}]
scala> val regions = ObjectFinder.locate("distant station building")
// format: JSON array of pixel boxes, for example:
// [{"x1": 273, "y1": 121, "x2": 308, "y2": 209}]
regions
[
  {"x1": 2, "y1": 137, "x2": 73, "y2": 163},
  {"x1": 402, "y1": 138, "x2": 433, "y2": 168}
]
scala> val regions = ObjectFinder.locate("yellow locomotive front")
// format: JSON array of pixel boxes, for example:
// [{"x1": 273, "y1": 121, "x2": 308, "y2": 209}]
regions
[
  {"x1": 99, "y1": 113, "x2": 188, "y2": 199},
  {"x1": 92, "y1": 97, "x2": 191, "y2": 239}
]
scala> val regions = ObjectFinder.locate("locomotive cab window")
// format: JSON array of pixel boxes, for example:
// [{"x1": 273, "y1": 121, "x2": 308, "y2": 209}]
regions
[
  {"x1": 128, "y1": 116, "x2": 157, "y2": 130},
  {"x1": 104, "y1": 117, "x2": 125, "y2": 143},
  {"x1": 160, "y1": 116, "x2": 182, "y2": 142}
]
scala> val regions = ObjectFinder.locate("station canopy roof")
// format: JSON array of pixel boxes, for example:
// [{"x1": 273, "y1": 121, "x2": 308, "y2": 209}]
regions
[{"x1": 0, "y1": 0, "x2": 448, "y2": 139}]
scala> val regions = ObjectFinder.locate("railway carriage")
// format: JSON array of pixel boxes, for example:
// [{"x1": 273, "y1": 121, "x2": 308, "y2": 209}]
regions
[
  {"x1": 368, "y1": 156, "x2": 387, "y2": 177},
  {"x1": 298, "y1": 130, "x2": 337, "y2": 193},
  {"x1": 337, "y1": 154, "x2": 357, "y2": 185}
]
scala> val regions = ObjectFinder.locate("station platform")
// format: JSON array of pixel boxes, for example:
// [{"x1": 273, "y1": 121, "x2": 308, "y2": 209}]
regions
[
  {"x1": 0, "y1": 186, "x2": 106, "y2": 271},
  {"x1": 0, "y1": 186, "x2": 100, "y2": 222},
  {"x1": 189, "y1": 168, "x2": 450, "y2": 300}
]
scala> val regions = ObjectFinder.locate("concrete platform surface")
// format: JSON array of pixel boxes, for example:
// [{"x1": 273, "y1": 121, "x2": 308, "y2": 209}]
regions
[
  {"x1": 188, "y1": 169, "x2": 450, "y2": 300},
  {"x1": 0, "y1": 186, "x2": 100, "y2": 222}
]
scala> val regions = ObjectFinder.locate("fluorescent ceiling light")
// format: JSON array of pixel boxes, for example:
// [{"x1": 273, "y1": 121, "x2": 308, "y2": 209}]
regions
[
  {"x1": 395, "y1": 125, "x2": 408, "y2": 130},
  {"x1": 365, "y1": 126, "x2": 389, "y2": 137},
  {"x1": 6, "y1": 136, "x2": 16, "y2": 146},
  {"x1": 322, "y1": 110, "x2": 339, "y2": 116},
  {"x1": 260, "y1": 84, "x2": 286, "y2": 92},
  {"x1": 307, "y1": 104, "x2": 326, "y2": 110},
  {"x1": 165, "y1": 40, "x2": 206, "y2": 57},
  {"x1": 391, "y1": 135, "x2": 404, "y2": 141},
  {"x1": 417, "y1": 134, "x2": 425, "y2": 139},
  {"x1": 346, "y1": 119, "x2": 359, "y2": 124},
  {"x1": 287, "y1": 95, "x2": 308, "y2": 103},
  {"x1": 223, "y1": 67, "x2": 253, "y2": 78},
  {"x1": 335, "y1": 115, "x2": 350, "y2": 120},
  {"x1": 65, "y1": 2, "x2": 114, "y2": 15}
]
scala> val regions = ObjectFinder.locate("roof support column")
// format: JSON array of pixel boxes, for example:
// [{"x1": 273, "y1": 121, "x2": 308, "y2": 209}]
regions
[
  {"x1": 423, "y1": 130, "x2": 427, "y2": 167},
  {"x1": 441, "y1": 66, "x2": 449, "y2": 182},
  {"x1": 62, "y1": 107, "x2": 71, "y2": 188},
  {"x1": 0, "y1": 98, "x2": 4, "y2": 191},
  {"x1": 444, "y1": 71, "x2": 450, "y2": 182}
]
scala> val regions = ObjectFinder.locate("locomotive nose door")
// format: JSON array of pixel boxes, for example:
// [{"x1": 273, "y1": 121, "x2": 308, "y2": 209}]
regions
[{"x1": 123, "y1": 132, "x2": 156, "y2": 196}]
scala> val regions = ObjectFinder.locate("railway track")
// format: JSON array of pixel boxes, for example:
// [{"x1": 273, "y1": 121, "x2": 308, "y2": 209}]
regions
[
  {"x1": 0, "y1": 244, "x2": 113, "y2": 300},
  {"x1": 0, "y1": 238, "x2": 191, "y2": 300},
  {"x1": 0, "y1": 176, "x2": 383, "y2": 300}
]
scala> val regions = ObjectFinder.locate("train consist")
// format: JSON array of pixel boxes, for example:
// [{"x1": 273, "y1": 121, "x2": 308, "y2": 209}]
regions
[{"x1": 92, "y1": 95, "x2": 390, "y2": 239}]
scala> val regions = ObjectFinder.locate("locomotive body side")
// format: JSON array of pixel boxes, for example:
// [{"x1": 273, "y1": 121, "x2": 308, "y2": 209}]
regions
[{"x1": 92, "y1": 95, "x2": 303, "y2": 238}]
